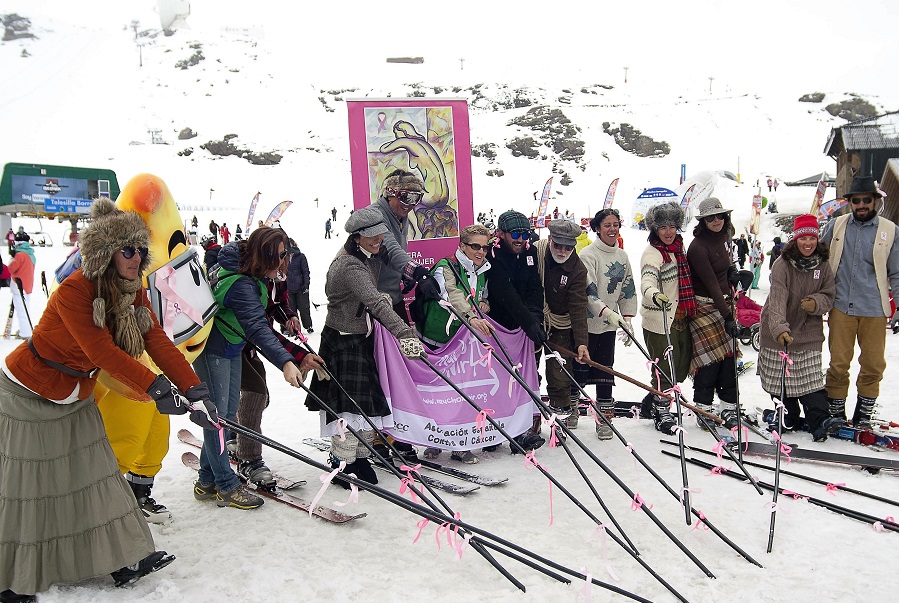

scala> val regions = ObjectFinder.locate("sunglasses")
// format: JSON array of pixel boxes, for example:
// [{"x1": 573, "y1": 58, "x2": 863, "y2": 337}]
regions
[
  {"x1": 387, "y1": 188, "x2": 424, "y2": 206},
  {"x1": 850, "y1": 196, "x2": 874, "y2": 205},
  {"x1": 461, "y1": 241, "x2": 487, "y2": 251},
  {"x1": 278, "y1": 249, "x2": 288, "y2": 260},
  {"x1": 121, "y1": 246, "x2": 149, "y2": 260},
  {"x1": 508, "y1": 230, "x2": 531, "y2": 240},
  {"x1": 551, "y1": 241, "x2": 575, "y2": 252},
  {"x1": 704, "y1": 213, "x2": 727, "y2": 223}
]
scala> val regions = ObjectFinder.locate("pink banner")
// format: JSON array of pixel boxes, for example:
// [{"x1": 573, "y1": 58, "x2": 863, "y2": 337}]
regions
[
  {"x1": 603, "y1": 177, "x2": 619, "y2": 209},
  {"x1": 373, "y1": 320, "x2": 539, "y2": 450},
  {"x1": 347, "y1": 99, "x2": 474, "y2": 271}
]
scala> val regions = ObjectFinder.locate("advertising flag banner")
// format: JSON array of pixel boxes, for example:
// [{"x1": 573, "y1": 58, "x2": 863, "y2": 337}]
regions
[
  {"x1": 810, "y1": 177, "x2": 827, "y2": 214},
  {"x1": 751, "y1": 195, "x2": 762, "y2": 234},
  {"x1": 245, "y1": 192, "x2": 260, "y2": 232},
  {"x1": 536, "y1": 177, "x2": 553, "y2": 227},
  {"x1": 374, "y1": 320, "x2": 539, "y2": 450},
  {"x1": 603, "y1": 177, "x2": 619, "y2": 210},
  {"x1": 817, "y1": 197, "x2": 849, "y2": 221},
  {"x1": 264, "y1": 200, "x2": 293, "y2": 226},
  {"x1": 680, "y1": 183, "x2": 696, "y2": 209}
]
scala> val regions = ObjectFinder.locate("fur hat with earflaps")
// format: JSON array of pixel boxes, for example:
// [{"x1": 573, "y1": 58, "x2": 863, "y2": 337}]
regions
[
  {"x1": 79, "y1": 197, "x2": 154, "y2": 356},
  {"x1": 382, "y1": 170, "x2": 425, "y2": 194},
  {"x1": 644, "y1": 201, "x2": 684, "y2": 233}
]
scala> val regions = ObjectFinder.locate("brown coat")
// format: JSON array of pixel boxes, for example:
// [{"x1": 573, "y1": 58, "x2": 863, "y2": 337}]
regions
[
  {"x1": 5, "y1": 269, "x2": 200, "y2": 401},
  {"x1": 540, "y1": 241, "x2": 589, "y2": 348}
]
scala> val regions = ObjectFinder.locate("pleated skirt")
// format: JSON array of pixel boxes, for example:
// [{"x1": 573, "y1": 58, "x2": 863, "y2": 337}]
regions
[{"x1": 0, "y1": 372, "x2": 154, "y2": 594}]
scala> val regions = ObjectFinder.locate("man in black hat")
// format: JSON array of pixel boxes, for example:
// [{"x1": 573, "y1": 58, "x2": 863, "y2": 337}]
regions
[
  {"x1": 821, "y1": 176, "x2": 899, "y2": 429},
  {"x1": 485, "y1": 209, "x2": 546, "y2": 452}
]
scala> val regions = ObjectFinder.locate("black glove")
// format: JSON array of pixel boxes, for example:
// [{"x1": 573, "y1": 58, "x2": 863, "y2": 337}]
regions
[
  {"x1": 147, "y1": 374, "x2": 188, "y2": 416},
  {"x1": 524, "y1": 322, "x2": 548, "y2": 345},
  {"x1": 412, "y1": 265, "x2": 441, "y2": 300},
  {"x1": 723, "y1": 314, "x2": 741, "y2": 338},
  {"x1": 727, "y1": 266, "x2": 740, "y2": 288},
  {"x1": 184, "y1": 383, "x2": 220, "y2": 431}
]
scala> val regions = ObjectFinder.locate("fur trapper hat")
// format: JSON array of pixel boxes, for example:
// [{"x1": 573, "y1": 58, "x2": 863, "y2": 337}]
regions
[
  {"x1": 645, "y1": 201, "x2": 684, "y2": 232},
  {"x1": 80, "y1": 198, "x2": 152, "y2": 281},
  {"x1": 382, "y1": 170, "x2": 425, "y2": 194}
]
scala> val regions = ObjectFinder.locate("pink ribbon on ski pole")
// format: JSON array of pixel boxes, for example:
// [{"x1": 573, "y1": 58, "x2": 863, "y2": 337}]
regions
[
  {"x1": 782, "y1": 489, "x2": 806, "y2": 501},
  {"x1": 631, "y1": 493, "x2": 653, "y2": 512},
  {"x1": 680, "y1": 486, "x2": 701, "y2": 505},
  {"x1": 708, "y1": 465, "x2": 731, "y2": 476},
  {"x1": 309, "y1": 462, "x2": 357, "y2": 519},
  {"x1": 645, "y1": 358, "x2": 662, "y2": 391},
  {"x1": 438, "y1": 299, "x2": 456, "y2": 336},
  {"x1": 399, "y1": 463, "x2": 422, "y2": 504},
  {"x1": 825, "y1": 482, "x2": 845, "y2": 496},
  {"x1": 712, "y1": 440, "x2": 727, "y2": 462},
  {"x1": 778, "y1": 350, "x2": 794, "y2": 377},
  {"x1": 524, "y1": 451, "x2": 554, "y2": 525},
  {"x1": 873, "y1": 516, "x2": 896, "y2": 533},
  {"x1": 590, "y1": 524, "x2": 620, "y2": 582},
  {"x1": 436, "y1": 511, "x2": 462, "y2": 554},
  {"x1": 578, "y1": 568, "x2": 593, "y2": 603},
  {"x1": 475, "y1": 409, "x2": 495, "y2": 441},
  {"x1": 731, "y1": 424, "x2": 750, "y2": 451},
  {"x1": 692, "y1": 509, "x2": 710, "y2": 531},
  {"x1": 412, "y1": 518, "x2": 430, "y2": 543},
  {"x1": 771, "y1": 431, "x2": 793, "y2": 463},
  {"x1": 477, "y1": 343, "x2": 494, "y2": 372},
  {"x1": 542, "y1": 413, "x2": 561, "y2": 448}
]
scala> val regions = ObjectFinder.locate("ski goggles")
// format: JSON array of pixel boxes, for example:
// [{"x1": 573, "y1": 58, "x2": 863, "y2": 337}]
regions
[
  {"x1": 121, "y1": 246, "x2": 149, "y2": 260},
  {"x1": 386, "y1": 188, "x2": 424, "y2": 206},
  {"x1": 509, "y1": 230, "x2": 531, "y2": 240}
]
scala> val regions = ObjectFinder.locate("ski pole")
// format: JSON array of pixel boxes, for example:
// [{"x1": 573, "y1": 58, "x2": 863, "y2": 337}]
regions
[
  {"x1": 13, "y1": 278, "x2": 33, "y2": 331},
  {"x1": 767, "y1": 341, "x2": 789, "y2": 553},
  {"x1": 730, "y1": 291, "x2": 747, "y2": 466},
  {"x1": 440, "y1": 305, "x2": 721, "y2": 579},
  {"x1": 660, "y1": 450, "x2": 899, "y2": 534},
  {"x1": 658, "y1": 439, "x2": 899, "y2": 509},
  {"x1": 548, "y1": 342, "x2": 765, "y2": 496},
  {"x1": 218, "y1": 417, "x2": 652, "y2": 603},
  {"x1": 414, "y1": 352, "x2": 691, "y2": 603}
]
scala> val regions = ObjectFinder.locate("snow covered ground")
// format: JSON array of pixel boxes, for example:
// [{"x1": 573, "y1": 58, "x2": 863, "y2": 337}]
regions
[{"x1": 2, "y1": 1, "x2": 899, "y2": 601}]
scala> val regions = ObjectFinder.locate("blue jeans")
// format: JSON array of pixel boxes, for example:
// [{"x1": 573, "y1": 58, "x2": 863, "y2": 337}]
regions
[{"x1": 193, "y1": 349, "x2": 242, "y2": 492}]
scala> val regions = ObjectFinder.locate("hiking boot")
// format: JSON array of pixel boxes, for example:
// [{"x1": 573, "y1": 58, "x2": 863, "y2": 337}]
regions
[
  {"x1": 694, "y1": 404, "x2": 713, "y2": 431},
  {"x1": 852, "y1": 396, "x2": 877, "y2": 429},
  {"x1": 562, "y1": 405, "x2": 579, "y2": 429},
  {"x1": 595, "y1": 399, "x2": 614, "y2": 440},
  {"x1": 193, "y1": 480, "x2": 217, "y2": 501},
  {"x1": 127, "y1": 479, "x2": 172, "y2": 525},
  {"x1": 719, "y1": 403, "x2": 739, "y2": 429},
  {"x1": 510, "y1": 432, "x2": 545, "y2": 454},
  {"x1": 111, "y1": 551, "x2": 176, "y2": 587},
  {"x1": 215, "y1": 484, "x2": 264, "y2": 509},
  {"x1": 828, "y1": 398, "x2": 847, "y2": 422},
  {"x1": 653, "y1": 396, "x2": 677, "y2": 436},
  {"x1": 237, "y1": 459, "x2": 277, "y2": 490}
]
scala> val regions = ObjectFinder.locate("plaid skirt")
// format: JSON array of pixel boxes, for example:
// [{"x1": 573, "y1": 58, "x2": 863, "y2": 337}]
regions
[
  {"x1": 757, "y1": 347, "x2": 824, "y2": 398},
  {"x1": 0, "y1": 372, "x2": 154, "y2": 594},
  {"x1": 689, "y1": 300, "x2": 735, "y2": 373},
  {"x1": 305, "y1": 326, "x2": 390, "y2": 421}
]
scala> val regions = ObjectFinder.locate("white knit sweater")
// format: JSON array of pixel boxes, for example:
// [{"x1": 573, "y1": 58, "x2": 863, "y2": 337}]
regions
[{"x1": 579, "y1": 236, "x2": 637, "y2": 334}]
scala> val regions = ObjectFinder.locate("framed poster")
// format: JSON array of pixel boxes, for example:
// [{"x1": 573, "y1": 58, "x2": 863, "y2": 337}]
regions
[{"x1": 347, "y1": 98, "x2": 474, "y2": 270}]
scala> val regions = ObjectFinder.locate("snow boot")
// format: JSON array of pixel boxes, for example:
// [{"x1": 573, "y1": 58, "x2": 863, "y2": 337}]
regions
[
  {"x1": 852, "y1": 396, "x2": 877, "y2": 429},
  {"x1": 653, "y1": 395, "x2": 677, "y2": 436},
  {"x1": 237, "y1": 459, "x2": 277, "y2": 490},
  {"x1": 639, "y1": 393, "x2": 655, "y2": 420},
  {"x1": 594, "y1": 399, "x2": 614, "y2": 440},
  {"x1": 510, "y1": 432, "x2": 546, "y2": 454},
  {"x1": 111, "y1": 550, "x2": 176, "y2": 587},
  {"x1": 828, "y1": 398, "x2": 847, "y2": 422},
  {"x1": 125, "y1": 472, "x2": 171, "y2": 525},
  {"x1": 563, "y1": 396, "x2": 579, "y2": 429}
]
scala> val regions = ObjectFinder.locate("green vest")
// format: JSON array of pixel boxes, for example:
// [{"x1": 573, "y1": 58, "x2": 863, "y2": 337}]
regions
[
  {"x1": 420, "y1": 257, "x2": 487, "y2": 344},
  {"x1": 211, "y1": 267, "x2": 268, "y2": 344}
]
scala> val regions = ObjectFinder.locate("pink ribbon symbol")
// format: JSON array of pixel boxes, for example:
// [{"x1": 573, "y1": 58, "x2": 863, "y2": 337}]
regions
[
  {"x1": 412, "y1": 518, "x2": 430, "y2": 543},
  {"x1": 825, "y1": 482, "x2": 845, "y2": 496},
  {"x1": 712, "y1": 440, "x2": 727, "y2": 462},
  {"x1": 438, "y1": 299, "x2": 455, "y2": 335},
  {"x1": 153, "y1": 264, "x2": 205, "y2": 341},
  {"x1": 872, "y1": 516, "x2": 896, "y2": 533},
  {"x1": 590, "y1": 524, "x2": 620, "y2": 582},
  {"x1": 376, "y1": 111, "x2": 387, "y2": 133},
  {"x1": 631, "y1": 493, "x2": 653, "y2": 512},
  {"x1": 782, "y1": 489, "x2": 805, "y2": 501},
  {"x1": 478, "y1": 343, "x2": 494, "y2": 373},
  {"x1": 524, "y1": 451, "x2": 554, "y2": 525},
  {"x1": 778, "y1": 350, "x2": 794, "y2": 377},
  {"x1": 475, "y1": 408, "x2": 495, "y2": 441},
  {"x1": 399, "y1": 463, "x2": 422, "y2": 504},
  {"x1": 645, "y1": 358, "x2": 662, "y2": 391},
  {"x1": 436, "y1": 511, "x2": 462, "y2": 554}
]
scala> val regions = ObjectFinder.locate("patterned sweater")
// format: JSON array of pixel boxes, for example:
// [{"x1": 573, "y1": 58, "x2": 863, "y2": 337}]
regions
[
  {"x1": 639, "y1": 245, "x2": 680, "y2": 335},
  {"x1": 578, "y1": 236, "x2": 637, "y2": 335}
]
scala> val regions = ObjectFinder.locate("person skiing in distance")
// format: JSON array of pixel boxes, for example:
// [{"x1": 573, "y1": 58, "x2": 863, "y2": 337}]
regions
[
  {"x1": 325, "y1": 218, "x2": 332, "y2": 239},
  {"x1": 820, "y1": 176, "x2": 899, "y2": 428},
  {"x1": 7, "y1": 242, "x2": 35, "y2": 339},
  {"x1": 220, "y1": 223, "x2": 231, "y2": 244},
  {"x1": 758, "y1": 214, "x2": 837, "y2": 440}
]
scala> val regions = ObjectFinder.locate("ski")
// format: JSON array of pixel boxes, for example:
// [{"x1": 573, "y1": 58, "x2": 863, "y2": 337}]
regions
[
  {"x1": 178, "y1": 429, "x2": 306, "y2": 490},
  {"x1": 738, "y1": 441, "x2": 899, "y2": 470},
  {"x1": 181, "y1": 452, "x2": 365, "y2": 523},
  {"x1": 831, "y1": 425, "x2": 899, "y2": 452},
  {"x1": 301, "y1": 438, "x2": 480, "y2": 496},
  {"x1": 301, "y1": 436, "x2": 504, "y2": 486},
  {"x1": 735, "y1": 360, "x2": 755, "y2": 377},
  {"x1": 3, "y1": 300, "x2": 13, "y2": 339}
]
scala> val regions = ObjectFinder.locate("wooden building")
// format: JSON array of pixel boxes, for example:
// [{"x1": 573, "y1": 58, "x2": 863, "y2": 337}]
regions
[{"x1": 824, "y1": 111, "x2": 899, "y2": 197}]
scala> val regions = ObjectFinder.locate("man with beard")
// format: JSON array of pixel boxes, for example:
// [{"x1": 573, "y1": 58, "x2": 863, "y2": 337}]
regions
[
  {"x1": 535, "y1": 220, "x2": 590, "y2": 429},
  {"x1": 821, "y1": 176, "x2": 899, "y2": 428},
  {"x1": 485, "y1": 210, "x2": 546, "y2": 452}
]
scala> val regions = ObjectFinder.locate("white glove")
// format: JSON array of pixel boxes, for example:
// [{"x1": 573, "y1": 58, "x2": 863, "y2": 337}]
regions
[
  {"x1": 314, "y1": 368, "x2": 331, "y2": 381},
  {"x1": 604, "y1": 309, "x2": 624, "y2": 328},
  {"x1": 400, "y1": 337, "x2": 426, "y2": 359}
]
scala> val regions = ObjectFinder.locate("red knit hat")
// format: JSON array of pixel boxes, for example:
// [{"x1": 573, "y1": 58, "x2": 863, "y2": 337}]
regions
[{"x1": 792, "y1": 214, "x2": 819, "y2": 238}]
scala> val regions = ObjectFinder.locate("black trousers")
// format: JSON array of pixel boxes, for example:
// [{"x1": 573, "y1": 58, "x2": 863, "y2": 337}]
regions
[{"x1": 693, "y1": 359, "x2": 737, "y2": 406}]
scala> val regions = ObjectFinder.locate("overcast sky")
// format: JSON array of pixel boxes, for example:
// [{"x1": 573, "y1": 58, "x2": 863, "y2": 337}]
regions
[{"x1": 13, "y1": 0, "x2": 898, "y2": 100}]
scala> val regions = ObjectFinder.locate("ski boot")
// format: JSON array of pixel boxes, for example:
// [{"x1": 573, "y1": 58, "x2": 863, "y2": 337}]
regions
[
  {"x1": 126, "y1": 472, "x2": 171, "y2": 525},
  {"x1": 510, "y1": 432, "x2": 546, "y2": 454},
  {"x1": 639, "y1": 392, "x2": 655, "y2": 420},
  {"x1": 653, "y1": 395, "x2": 677, "y2": 436},
  {"x1": 237, "y1": 458, "x2": 277, "y2": 490},
  {"x1": 852, "y1": 396, "x2": 877, "y2": 429},
  {"x1": 718, "y1": 402, "x2": 739, "y2": 430},
  {"x1": 694, "y1": 403, "x2": 713, "y2": 431},
  {"x1": 111, "y1": 551, "x2": 176, "y2": 587},
  {"x1": 811, "y1": 417, "x2": 845, "y2": 442}
]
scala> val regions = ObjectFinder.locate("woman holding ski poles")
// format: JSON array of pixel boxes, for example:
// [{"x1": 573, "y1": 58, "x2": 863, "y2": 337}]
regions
[
  {"x1": 638, "y1": 201, "x2": 696, "y2": 435},
  {"x1": 305, "y1": 206, "x2": 425, "y2": 486},
  {"x1": 757, "y1": 214, "x2": 837, "y2": 440}
]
